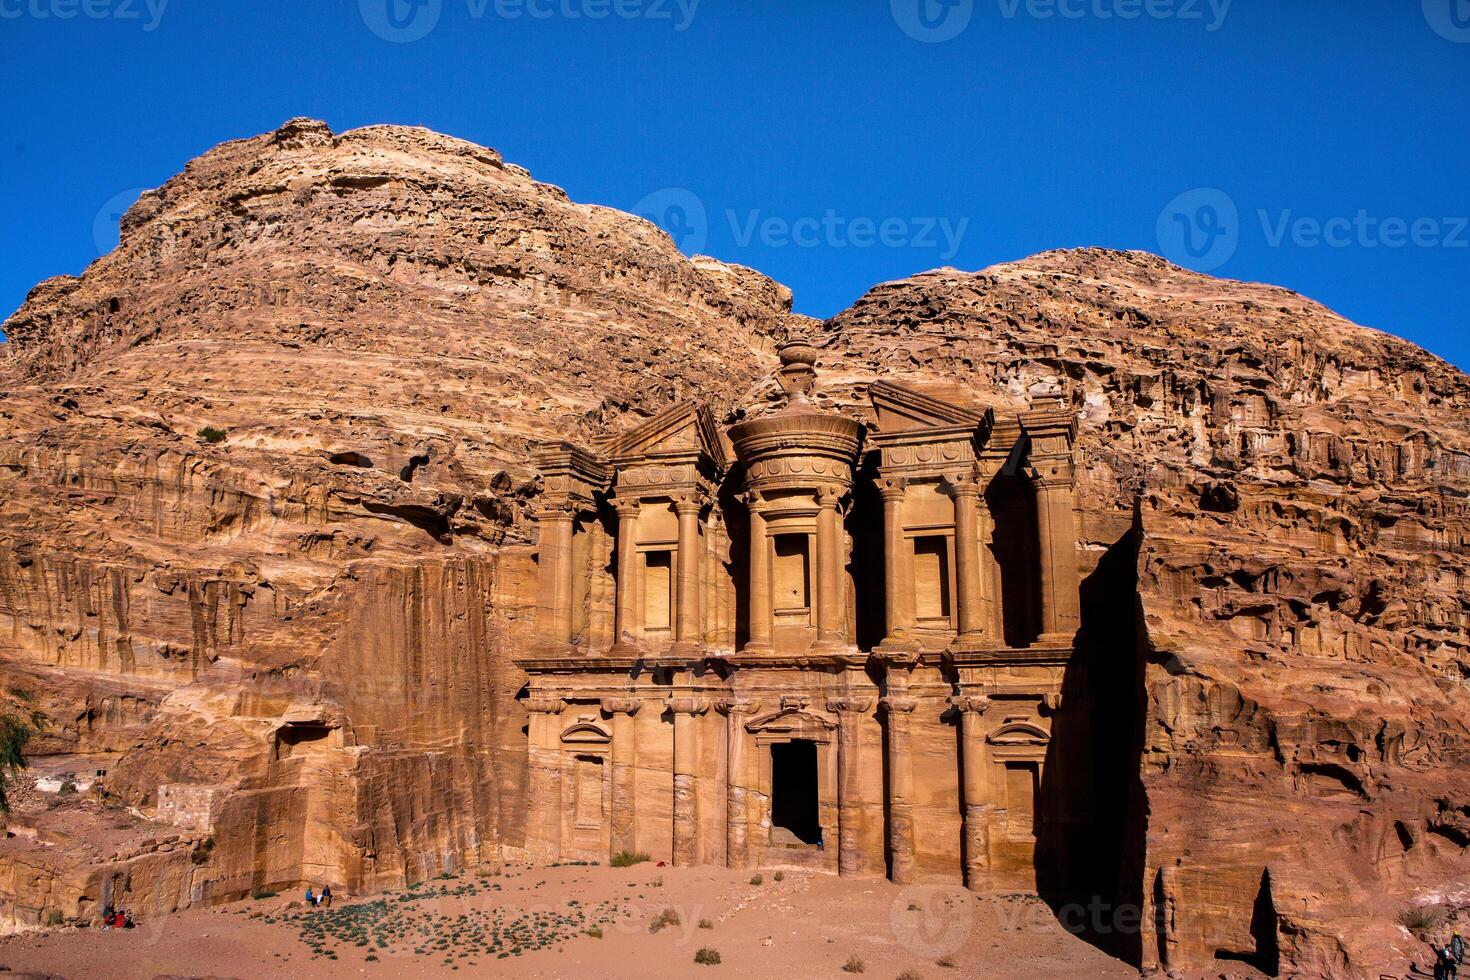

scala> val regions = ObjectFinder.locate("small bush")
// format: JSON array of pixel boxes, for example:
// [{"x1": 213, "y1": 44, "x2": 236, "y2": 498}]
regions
[
  {"x1": 694, "y1": 947, "x2": 722, "y2": 966},
  {"x1": 610, "y1": 850, "x2": 651, "y2": 868},
  {"x1": 586, "y1": 925, "x2": 603, "y2": 939},
  {"x1": 898, "y1": 971, "x2": 924, "y2": 980},
  {"x1": 1397, "y1": 903, "x2": 1447, "y2": 934},
  {"x1": 936, "y1": 957, "x2": 957, "y2": 970},
  {"x1": 749, "y1": 874, "x2": 763, "y2": 886},
  {"x1": 251, "y1": 887, "x2": 278, "y2": 900},
  {"x1": 42, "y1": 908, "x2": 63, "y2": 927},
  {"x1": 649, "y1": 907, "x2": 681, "y2": 933},
  {"x1": 698, "y1": 918, "x2": 713, "y2": 930},
  {"x1": 773, "y1": 870, "x2": 784, "y2": 882},
  {"x1": 651, "y1": 876, "x2": 664, "y2": 887},
  {"x1": 191, "y1": 836, "x2": 215, "y2": 865},
  {"x1": 842, "y1": 954, "x2": 866, "y2": 974},
  {"x1": 197, "y1": 426, "x2": 228, "y2": 444}
]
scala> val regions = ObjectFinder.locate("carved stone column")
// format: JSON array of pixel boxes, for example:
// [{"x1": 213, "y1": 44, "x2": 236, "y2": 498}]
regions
[
  {"x1": 944, "y1": 474, "x2": 987, "y2": 646},
  {"x1": 952, "y1": 693, "x2": 993, "y2": 886},
  {"x1": 603, "y1": 697, "x2": 641, "y2": 855},
  {"x1": 744, "y1": 494, "x2": 773, "y2": 653},
  {"x1": 877, "y1": 479, "x2": 917, "y2": 651},
  {"x1": 880, "y1": 686, "x2": 918, "y2": 884},
  {"x1": 525, "y1": 695, "x2": 565, "y2": 863},
  {"x1": 827, "y1": 695, "x2": 872, "y2": 877},
  {"x1": 815, "y1": 487, "x2": 846, "y2": 648},
  {"x1": 534, "y1": 503, "x2": 576, "y2": 649},
  {"x1": 717, "y1": 698, "x2": 759, "y2": 868},
  {"x1": 672, "y1": 494, "x2": 703, "y2": 654},
  {"x1": 1033, "y1": 476, "x2": 1081, "y2": 644},
  {"x1": 611, "y1": 498, "x2": 641, "y2": 651},
  {"x1": 668, "y1": 696, "x2": 707, "y2": 866}
]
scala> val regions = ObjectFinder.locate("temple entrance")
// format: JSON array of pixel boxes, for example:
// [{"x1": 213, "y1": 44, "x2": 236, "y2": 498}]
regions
[{"x1": 770, "y1": 740, "x2": 821, "y2": 846}]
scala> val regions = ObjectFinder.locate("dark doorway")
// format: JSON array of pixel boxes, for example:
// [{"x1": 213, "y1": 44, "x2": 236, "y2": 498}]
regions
[{"x1": 770, "y1": 740, "x2": 821, "y2": 846}]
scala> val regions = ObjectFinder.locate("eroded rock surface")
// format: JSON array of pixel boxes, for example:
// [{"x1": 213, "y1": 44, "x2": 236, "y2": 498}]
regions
[{"x1": 1, "y1": 119, "x2": 1466, "y2": 978}]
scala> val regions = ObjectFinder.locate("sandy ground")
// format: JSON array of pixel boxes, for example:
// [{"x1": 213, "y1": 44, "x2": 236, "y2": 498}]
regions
[{"x1": 0, "y1": 863, "x2": 1138, "y2": 979}]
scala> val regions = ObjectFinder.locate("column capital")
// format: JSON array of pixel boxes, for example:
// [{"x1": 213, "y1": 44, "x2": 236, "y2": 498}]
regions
[
  {"x1": 740, "y1": 489, "x2": 769, "y2": 513},
  {"x1": 940, "y1": 473, "x2": 983, "y2": 499},
  {"x1": 611, "y1": 497, "x2": 642, "y2": 517},
  {"x1": 533, "y1": 499, "x2": 576, "y2": 521},
  {"x1": 949, "y1": 694, "x2": 992, "y2": 715},
  {"x1": 876, "y1": 477, "x2": 908, "y2": 502},
  {"x1": 525, "y1": 696, "x2": 566, "y2": 715},
  {"x1": 715, "y1": 697, "x2": 762, "y2": 717},
  {"x1": 826, "y1": 695, "x2": 874, "y2": 715},
  {"x1": 672, "y1": 492, "x2": 706, "y2": 515},
  {"x1": 666, "y1": 696, "x2": 710, "y2": 716},
  {"x1": 880, "y1": 694, "x2": 918, "y2": 715},
  {"x1": 1027, "y1": 460, "x2": 1076, "y2": 490},
  {"x1": 600, "y1": 696, "x2": 641, "y2": 715},
  {"x1": 817, "y1": 486, "x2": 845, "y2": 509}
]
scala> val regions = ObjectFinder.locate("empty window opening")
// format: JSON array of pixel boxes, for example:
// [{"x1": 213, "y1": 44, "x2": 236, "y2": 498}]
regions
[
  {"x1": 643, "y1": 551, "x2": 672, "y2": 631},
  {"x1": 913, "y1": 536, "x2": 952, "y2": 622},
  {"x1": 770, "y1": 740, "x2": 821, "y2": 846},
  {"x1": 1005, "y1": 761, "x2": 1039, "y2": 840},
  {"x1": 773, "y1": 535, "x2": 811, "y2": 611}
]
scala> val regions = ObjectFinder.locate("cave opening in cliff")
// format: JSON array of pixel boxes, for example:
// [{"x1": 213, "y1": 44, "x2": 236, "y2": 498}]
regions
[
  {"x1": 1035, "y1": 502, "x2": 1147, "y2": 965},
  {"x1": 770, "y1": 739, "x2": 821, "y2": 846}
]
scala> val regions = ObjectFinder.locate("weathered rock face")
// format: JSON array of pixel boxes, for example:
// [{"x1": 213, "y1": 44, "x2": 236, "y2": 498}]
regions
[{"x1": 2, "y1": 119, "x2": 1467, "y2": 977}]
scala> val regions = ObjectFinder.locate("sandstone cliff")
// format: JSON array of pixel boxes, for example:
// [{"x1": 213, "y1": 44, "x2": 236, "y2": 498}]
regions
[{"x1": 1, "y1": 119, "x2": 1466, "y2": 978}]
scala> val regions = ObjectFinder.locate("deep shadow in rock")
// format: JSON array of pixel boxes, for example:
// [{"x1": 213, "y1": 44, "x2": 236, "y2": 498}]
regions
[{"x1": 1035, "y1": 500, "x2": 1148, "y2": 965}]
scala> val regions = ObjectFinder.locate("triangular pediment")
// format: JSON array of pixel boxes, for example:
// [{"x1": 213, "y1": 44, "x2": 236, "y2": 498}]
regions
[
  {"x1": 603, "y1": 401, "x2": 728, "y2": 469},
  {"x1": 746, "y1": 707, "x2": 837, "y2": 740},
  {"x1": 869, "y1": 381, "x2": 991, "y2": 434}
]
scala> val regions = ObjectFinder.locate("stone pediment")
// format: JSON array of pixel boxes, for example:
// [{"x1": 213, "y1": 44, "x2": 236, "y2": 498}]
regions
[
  {"x1": 560, "y1": 720, "x2": 612, "y2": 744},
  {"x1": 603, "y1": 401, "x2": 728, "y2": 470},
  {"x1": 987, "y1": 721, "x2": 1049, "y2": 746},
  {"x1": 869, "y1": 381, "x2": 992, "y2": 435},
  {"x1": 746, "y1": 706, "x2": 837, "y2": 741}
]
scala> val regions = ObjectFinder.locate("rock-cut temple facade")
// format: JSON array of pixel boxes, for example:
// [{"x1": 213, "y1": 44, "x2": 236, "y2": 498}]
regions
[{"x1": 516, "y1": 341, "x2": 1088, "y2": 889}]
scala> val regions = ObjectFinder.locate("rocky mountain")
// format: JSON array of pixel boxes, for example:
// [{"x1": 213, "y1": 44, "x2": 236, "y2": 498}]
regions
[{"x1": 1, "y1": 118, "x2": 1466, "y2": 978}]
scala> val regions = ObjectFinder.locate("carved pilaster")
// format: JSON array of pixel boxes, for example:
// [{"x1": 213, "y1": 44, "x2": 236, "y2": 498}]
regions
[
  {"x1": 876, "y1": 478, "x2": 919, "y2": 653},
  {"x1": 716, "y1": 698, "x2": 760, "y2": 869},
  {"x1": 879, "y1": 690, "x2": 918, "y2": 885},
  {"x1": 826, "y1": 695, "x2": 873, "y2": 878},
  {"x1": 611, "y1": 497, "x2": 642, "y2": 652},
  {"x1": 525, "y1": 695, "x2": 566, "y2": 863},
  {"x1": 950, "y1": 692, "x2": 992, "y2": 886},
  {"x1": 942, "y1": 473, "x2": 988, "y2": 647},
  {"x1": 667, "y1": 696, "x2": 709, "y2": 866}
]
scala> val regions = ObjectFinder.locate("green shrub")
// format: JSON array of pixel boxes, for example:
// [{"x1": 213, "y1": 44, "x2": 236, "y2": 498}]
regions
[
  {"x1": 42, "y1": 908, "x2": 63, "y2": 927},
  {"x1": 197, "y1": 426, "x2": 228, "y2": 444},
  {"x1": 773, "y1": 870, "x2": 784, "y2": 882},
  {"x1": 698, "y1": 918, "x2": 713, "y2": 930},
  {"x1": 586, "y1": 926, "x2": 603, "y2": 939},
  {"x1": 898, "y1": 971, "x2": 924, "y2": 980},
  {"x1": 694, "y1": 947, "x2": 722, "y2": 965},
  {"x1": 936, "y1": 957, "x2": 957, "y2": 970},
  {"x1": 58, "y1": 777, "x2": 78, "y2": 796},
  {"x1": 748, "y1": 874, "x2": 763, "y2": 886},
  {"x1": 609, "y1": 850, "x2": 651, "y2": 868},
  {"x1": 842, "y1": 954, "x2": 866, "y2": 974}
]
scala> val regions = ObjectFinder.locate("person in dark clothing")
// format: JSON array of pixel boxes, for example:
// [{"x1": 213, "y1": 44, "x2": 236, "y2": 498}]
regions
[
  {"x1": 1437, "y1": 943, "x2": 1458, "y2": 980},
  {"x1": 1453, "y1": 931, "x2": 1465, "y2": 965},
  {"x1": 321, "y1": 885, "x2": 332, "y2": 908}
]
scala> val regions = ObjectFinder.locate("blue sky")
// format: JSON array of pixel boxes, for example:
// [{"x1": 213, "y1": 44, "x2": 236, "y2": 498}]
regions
[{"x1": 1, "y1": 0, "x2": 1467, "y2": 366}]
